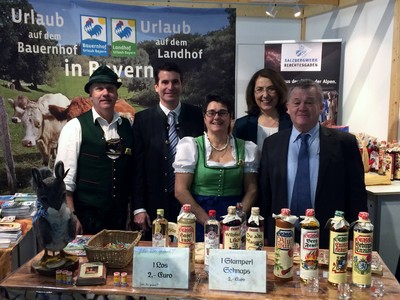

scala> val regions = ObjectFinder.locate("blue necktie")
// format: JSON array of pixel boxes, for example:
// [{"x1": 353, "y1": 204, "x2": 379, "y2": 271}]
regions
[
  {"x1": 291, "y1": 133, "x2": 312, "y2": 217},
  {"x1": 167, "y1": 111, "x2": 178, "y2": 193}
]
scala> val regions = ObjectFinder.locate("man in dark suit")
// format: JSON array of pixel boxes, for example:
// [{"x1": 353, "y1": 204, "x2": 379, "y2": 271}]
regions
[
  {"x1": 132, "y1": 62, "x2": 204, "y2": 238},
  {"x1": 259, "y1": 79, "x2": 367, "y2": 249}
]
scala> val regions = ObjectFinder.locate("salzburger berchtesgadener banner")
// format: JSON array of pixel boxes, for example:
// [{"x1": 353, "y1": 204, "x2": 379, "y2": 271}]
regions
[{"x1": 265, "y1": 40, "x2": 342, "y2": 126}]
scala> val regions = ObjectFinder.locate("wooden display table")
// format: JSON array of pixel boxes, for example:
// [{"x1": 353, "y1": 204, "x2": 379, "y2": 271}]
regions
[{"x1": 0, "y1": 242, "x2": 399, "y2": 299}]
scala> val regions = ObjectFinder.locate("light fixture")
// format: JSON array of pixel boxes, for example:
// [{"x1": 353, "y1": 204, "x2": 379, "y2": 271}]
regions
[
  {"x1": 265, "y1": 4, "x2": 277, "y2": 18},
  {"x1": 293, "y1": 5, "x2": 302, "y2": 17}
]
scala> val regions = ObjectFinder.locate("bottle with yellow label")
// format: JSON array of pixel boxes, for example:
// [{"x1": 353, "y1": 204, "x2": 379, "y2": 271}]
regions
[
  {"x1": 152, "y1": 208, "x2": 169, "y2": 247},
  {"x1": 328, "y1": 210, "x2": 349, "y2": 286},
  {"x1": 273, "y1": 208, "x2": 298, "y2": 282},
  {"x1": 352, "y1": 211, "x2": 374, "y2": 288},
  {"x1": 299, "y1": 208, "x2": 320, "y2": 283},
  {"x1": 221, "y1": 206, "x2": 242, "y2": 250},
  {"x1": 177, "y1": 204, "x2": 196, "y2": 273}
]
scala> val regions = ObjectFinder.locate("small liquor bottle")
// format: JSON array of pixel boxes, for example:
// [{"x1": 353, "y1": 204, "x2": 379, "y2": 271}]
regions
[
  {"x1": 221, "y1": 206, "x2": 241, "y2": 250},
  {"x1": 204, "y1": 209, "x2": 220, "y2": 273},
  {"x1": 177, "y1": 204, "x2": 196, "y2": 273},
  {"x1": 152, "y1": 208, "x2": 169, "y2": 247},
  {"x1": 273, "y1": 208, "x2": 298, "y2": 282},
  {"x1": 328, "y1": 210, "x2": 349, "y2": 286},
  {"x1": 236, "y1": 202, "x2": 247, "y2": 249},
  {"x1": 299, "y1": 208, "x2": 320, "y2": 283},
  {"x1": 352, "y1": 212, "x2": 374, "y2": 288},
  {"x1": 246, "y1": 207, "x2": 264, "y2": 250}
]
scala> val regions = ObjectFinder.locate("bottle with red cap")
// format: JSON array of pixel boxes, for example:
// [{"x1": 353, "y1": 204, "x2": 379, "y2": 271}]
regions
[
  {"x1": 177, "y1": 204, "x2": 196, "y2": 273},
  {"x1": 299, "y1": 208, "x2": 320, "y2": 283},
  {"x1": 273, "y1": 208, "x2": 298, "y2": 281},
  {"x1": 204, "y1": 209, "x2": 220, "y2": 273},
  {"x1": 352, "y1": 211, "x2": 374, "y2": 288}
]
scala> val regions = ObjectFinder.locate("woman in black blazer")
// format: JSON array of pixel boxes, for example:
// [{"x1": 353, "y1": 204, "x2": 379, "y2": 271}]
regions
[{"x1": 233, "y1": 68, "x2": 292, "y2": 149}]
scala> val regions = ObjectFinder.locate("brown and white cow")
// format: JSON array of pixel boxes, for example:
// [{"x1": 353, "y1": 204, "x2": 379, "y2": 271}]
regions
[
  {"x1": 8, "y1": 95, "x2": 29, "y2": 123},
  {"x1": 19, "y1": 93, "x2": 70, "y2": 167},
  {"x1": 48, "y1": 96, "x2": 136, "y2": 123},
  {"x1": 8, "y1": 93, "x2": 70, "y2": 124}
]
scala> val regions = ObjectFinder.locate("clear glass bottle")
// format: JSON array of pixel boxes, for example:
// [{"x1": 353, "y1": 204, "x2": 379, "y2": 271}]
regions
[
  {"x1": 328, "y1": 210, "x2": 349, "y2": 286},
  {"x1": 177, "y1": 204, "x2": 196, "y2": 273},
  {"x1": 204, "y1": 209, "x2": 220, "y2": 273},
  {"x1": 152, "y1": 208, "x2": 169, "y2": 247},
  {"x1": 299, "y1": 208, "x2": 319, "y2": 283},
  {"x1": 352, "y1": 211, "x2": 374, "y2": 288},
  {"x1": 236, "y1": 202, "x2": 247, "y2": 250},
  {"x1": 273, "y1": 208, "x2": 297, "y2": 282},
  {"x1": 246, "y1": 207, "x2": 264, "y2": 250},
  {"x1": 221, "y1": 206, "x2": 241, "y2": 250}
]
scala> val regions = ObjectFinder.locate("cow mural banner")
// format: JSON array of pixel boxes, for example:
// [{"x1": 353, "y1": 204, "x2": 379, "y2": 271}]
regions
[
  {"x1": 0, "y1": 0, "x2": 236, "y2": 193},
  {"x1": 264, "y1": 39, "x2": 342, "y2": 126}
]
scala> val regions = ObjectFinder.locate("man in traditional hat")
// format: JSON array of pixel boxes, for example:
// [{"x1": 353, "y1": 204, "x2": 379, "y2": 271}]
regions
[{"x1": 56, "y1": 65, "x2": 134, "y2": 234}]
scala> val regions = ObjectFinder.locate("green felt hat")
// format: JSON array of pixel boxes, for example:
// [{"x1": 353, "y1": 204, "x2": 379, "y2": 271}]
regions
[{"x1": 84, "y1": 65, "x2": 122, "y2": 93}]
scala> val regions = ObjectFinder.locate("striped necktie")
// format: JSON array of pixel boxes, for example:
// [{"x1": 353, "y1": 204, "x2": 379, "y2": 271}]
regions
[
  {"x1": 167, "y1": 111, "x2": 178, "y2": 193},
  {"x1": 291, "y1": 133, "x2": 312, "y2": 217}
]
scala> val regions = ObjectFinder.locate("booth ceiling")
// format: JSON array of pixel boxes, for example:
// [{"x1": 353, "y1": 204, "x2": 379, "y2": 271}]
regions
[{"x1": 97, "y1": 0, "x2": 372, "y2": 17}]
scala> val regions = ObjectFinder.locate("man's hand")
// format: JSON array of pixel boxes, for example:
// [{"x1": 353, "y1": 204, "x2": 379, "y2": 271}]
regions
[{"x1": 134, "y1": 212, "x2": 151, "y2": 231}]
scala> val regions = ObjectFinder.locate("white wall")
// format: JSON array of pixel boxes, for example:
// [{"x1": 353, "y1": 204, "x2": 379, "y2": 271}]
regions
[
  {"x1": 306, "y1": 0, "x2": 394, "y2": 141},
  {"x1": 235, "y1": 17, "x2": 300, "y2": 118},
  {"x1": 236, "y1": 0, "x2": 394, "y2": 141}
]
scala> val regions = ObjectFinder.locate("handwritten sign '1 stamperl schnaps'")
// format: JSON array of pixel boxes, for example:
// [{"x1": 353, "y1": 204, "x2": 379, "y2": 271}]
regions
[
  {"x1": 132, "y1": 247, "x2": 189, "y2": 289},
  {"x1": 209, "y1": 249, "x2": 267, "y2": 293}
]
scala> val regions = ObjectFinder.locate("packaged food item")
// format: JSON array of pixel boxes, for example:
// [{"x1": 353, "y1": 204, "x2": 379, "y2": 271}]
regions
[
  {"x1": 204, "y1": 209, "x2": 220, "y2": 273},
  {"x1": 352, "y1": 212, "x2": 374, "y2": 288},
  {"x1": 273, "y1": 208, "x2": 298, "y2": 281},
  {"x1": 152, "y1": 208, "x2": 169, "y2": 247},
  {"x1": 177, "y1": 204, "x2": 196, "y2": 273},
  {"x1": 299, "y1": 208, "x2": 319, "y2": 283},
  {"x1": 246, "y1": 207, "x2": 264, "y2": 250},
  {"x1": 221, "y1": 206, "x2": 241, "y2": 250},
  {"x1": 113, "y1": 271, "x2": 120, "y2": 286},
  {"x1": 121, "y1": 272, "x2": 128, "y2": 287},
  {"x1": 327, "y1": 210, "x2": 349, "y2": 286}
]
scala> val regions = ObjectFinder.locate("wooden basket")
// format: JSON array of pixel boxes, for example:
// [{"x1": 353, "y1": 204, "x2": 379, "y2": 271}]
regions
[{"x1": 84, "y1": 230, "x2": 142, "y2": 268}]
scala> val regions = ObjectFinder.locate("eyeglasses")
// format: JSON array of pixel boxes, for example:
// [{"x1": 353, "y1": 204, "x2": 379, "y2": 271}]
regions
[
  {"x1": 205, "y1": 110, "x2": 229, "y2": 118},
  {"x1": 254, "y1": 86, "x2": 277, "y2": 95}
]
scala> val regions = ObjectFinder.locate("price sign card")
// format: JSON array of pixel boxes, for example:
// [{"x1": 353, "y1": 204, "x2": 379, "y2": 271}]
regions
[
  {"x1": 132, "y1": 247, "x2": 189, "y2": 289},
  {"x1": 209, "y1": 249, "x2": 267, "y2": 293}
]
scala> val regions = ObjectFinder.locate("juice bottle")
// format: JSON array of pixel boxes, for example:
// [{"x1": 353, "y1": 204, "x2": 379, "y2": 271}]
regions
[
  {"x1": 273, "y1": 208, "x2": 298, "y2": 281},
  {"x1": 204, "y1": 209, "x2": 220, "y2": 273},
  {"x1": 299, "y1": 208, "x2": 319, "y2": 283},
  {"x1": 221, "y1": 206, "x2": 241, "y2": 249},
  {"x1": 352, "y1": 211, "x2": 374, "y2": 288},
  {"x1": 246, "y1": 207, "x2": 264, "y2": 250},
  {"x1": 328, "y1": 210, "x2": 349, "y2": 286},
  {"x1": 152, "y1": 208, "x2": 169, "y2": 247},
  {"x1": 177, "y1": 204, "x2": 196, "y2": 273}
]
